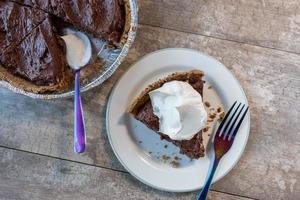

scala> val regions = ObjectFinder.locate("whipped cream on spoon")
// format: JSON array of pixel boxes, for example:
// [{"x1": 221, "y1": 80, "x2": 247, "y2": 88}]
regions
[{"x1": 61, "y1": 32, "x2": 92, "y2": 153}]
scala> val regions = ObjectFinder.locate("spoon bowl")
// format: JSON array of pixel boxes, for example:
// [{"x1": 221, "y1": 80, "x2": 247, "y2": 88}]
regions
[{"x1": 61, "y1": 32, "x2": 92, "y2": 69}]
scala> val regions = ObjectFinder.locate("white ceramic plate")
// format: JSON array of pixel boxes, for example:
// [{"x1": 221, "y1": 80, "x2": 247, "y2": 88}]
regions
[{"x1": 106, "y1": 48, "x2": 250, "y2": 192}]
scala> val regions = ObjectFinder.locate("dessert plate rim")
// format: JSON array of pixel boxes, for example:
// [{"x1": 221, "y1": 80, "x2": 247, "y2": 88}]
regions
[{"x1": 106, "y1": 48, "x2": 250, "y2": 192}]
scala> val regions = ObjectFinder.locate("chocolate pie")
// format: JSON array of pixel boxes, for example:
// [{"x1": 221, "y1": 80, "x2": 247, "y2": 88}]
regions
[
  {"x1": 128, "y1": 70, "x2": 206, "y2": 159},
  {"x1": 0, "y1": 0, "x2": 128, "y2": 93}
]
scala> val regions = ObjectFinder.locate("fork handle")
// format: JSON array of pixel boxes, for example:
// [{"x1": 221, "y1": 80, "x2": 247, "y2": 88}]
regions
[{"x1": 197, "y1": 158, "x2": 220, "y2": 200}]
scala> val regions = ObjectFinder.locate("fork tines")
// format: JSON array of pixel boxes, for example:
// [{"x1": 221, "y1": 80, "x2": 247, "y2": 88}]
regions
[{"x1": 216, "y1": 101, "x2": 249, "y2": 141}]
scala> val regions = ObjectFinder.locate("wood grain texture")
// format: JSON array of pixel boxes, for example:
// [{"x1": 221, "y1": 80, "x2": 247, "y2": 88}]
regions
[
  {"x1": 139, "y1": 0, "x2": 300, "y2": 54},
  {"x1": 0, "y1": 25, "x2": 300, "y2": 199},
  {"x1": 0, "y1": 147, "x2": 254, "y2": 200}
]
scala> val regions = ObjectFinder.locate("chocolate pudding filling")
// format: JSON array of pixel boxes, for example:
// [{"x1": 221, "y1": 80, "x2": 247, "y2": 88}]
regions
[{"x1": 0, "y1": 18, "x2": 68, "y2": 87}]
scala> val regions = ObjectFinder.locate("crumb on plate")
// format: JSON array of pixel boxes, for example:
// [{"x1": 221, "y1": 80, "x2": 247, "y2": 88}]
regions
[
  {"x1": 170, "y1": 160, "x2": 180, "y2": 168},
  {"x1": 204, "y1": 101, "x2": 211, "y2": 107}
]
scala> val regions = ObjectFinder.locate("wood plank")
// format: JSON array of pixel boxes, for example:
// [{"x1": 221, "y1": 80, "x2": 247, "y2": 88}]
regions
[
  {"x1": 0, "y1": 147, "x2": 255, "y2": 200},
  {"x1": 139, "y1": 0, "x2": 300, "y2": 54},
  {"x1": 0, "y1": 25, "x2": 299, "y2": 199}
]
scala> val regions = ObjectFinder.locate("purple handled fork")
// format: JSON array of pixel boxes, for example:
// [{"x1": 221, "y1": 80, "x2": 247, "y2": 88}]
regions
[{"x1": 197, "y1": 101, "x2": 249, "y2": 200}]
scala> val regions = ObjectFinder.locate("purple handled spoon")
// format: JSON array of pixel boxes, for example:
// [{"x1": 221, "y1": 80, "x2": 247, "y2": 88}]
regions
[{"x1": 61, "y1": 31, "x2": 92, "y2": 153}]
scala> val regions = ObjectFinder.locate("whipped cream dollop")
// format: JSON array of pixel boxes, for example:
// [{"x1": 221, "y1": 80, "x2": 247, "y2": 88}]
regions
[{"x1": 149, "y1": 80, "x2": 207, "y2": 140}]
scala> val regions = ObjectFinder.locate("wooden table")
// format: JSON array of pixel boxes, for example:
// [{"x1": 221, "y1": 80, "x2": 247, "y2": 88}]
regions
[{"x1": 1, "y1": 1, "x2": 299, "y2": 199}]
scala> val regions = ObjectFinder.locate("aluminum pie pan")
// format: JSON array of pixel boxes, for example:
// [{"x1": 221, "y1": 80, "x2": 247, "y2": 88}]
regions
[{"x1": 0, "y1": 0, "x2": 138, "y2": 99}]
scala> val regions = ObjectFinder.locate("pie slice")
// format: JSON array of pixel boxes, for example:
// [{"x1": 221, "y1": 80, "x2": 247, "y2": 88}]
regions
[
  {"x1": 0, "y1": 1, "x2": 46, "y2": 50},
  {"x1": 128, "y1": 70, "x2": 206, "y2": 159},
  {"x1": 0, "y1": 17, "x2": 70, "y2": 93},
  {"x1": 50, "y1": 0, "x2": 126, "y2": 44},
  {"x1": 13, "y1": 0, "x2": 126, "y2": 43}
]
